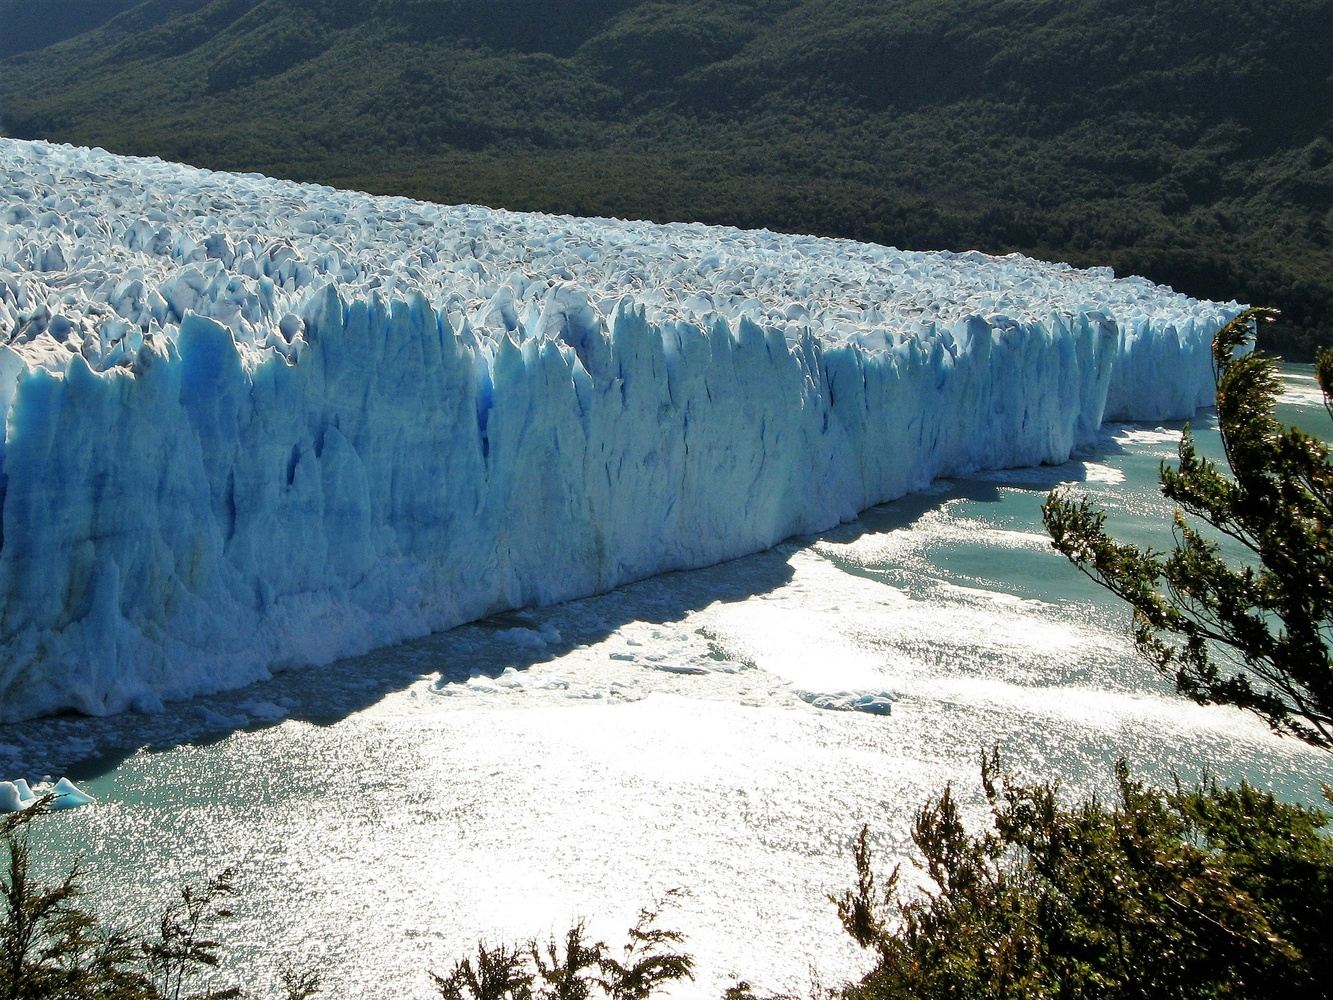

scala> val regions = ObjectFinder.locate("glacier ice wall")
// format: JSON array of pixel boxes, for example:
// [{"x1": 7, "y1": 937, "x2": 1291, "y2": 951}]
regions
[{"x1": 0, "y1": 140, "x2": 1242, "y2": 721}]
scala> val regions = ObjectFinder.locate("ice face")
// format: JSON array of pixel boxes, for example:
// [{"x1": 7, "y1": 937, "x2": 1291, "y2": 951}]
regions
[{"x1": 0, "y1": 139, "x2": 1243, "y2": 721}]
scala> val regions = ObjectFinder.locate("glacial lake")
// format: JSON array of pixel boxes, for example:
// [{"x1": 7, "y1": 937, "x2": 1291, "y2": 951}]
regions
[{"x1": 6, "y1": 365, "x2": 1332, "y2": 998}]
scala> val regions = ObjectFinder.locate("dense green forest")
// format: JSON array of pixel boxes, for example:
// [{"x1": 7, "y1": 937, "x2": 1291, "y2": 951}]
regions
[{"x1": 1, "y1": 0, "x2": 1329, "y2": 355}]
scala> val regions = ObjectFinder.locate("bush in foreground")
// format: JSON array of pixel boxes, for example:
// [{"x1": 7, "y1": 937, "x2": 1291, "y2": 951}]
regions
[
  {"x1": 1, "y1": 799, "x2": 252, "y2": 1000},
  {"x1": 829, "y1": 752, "x2": 1333, "y2": 1000},
  {"x1": 0, "y1": 801, "x2": 691, "y2": 1000},
  {"x1": 430, "y1": 897, "x2": 693, "y2": 1000}
]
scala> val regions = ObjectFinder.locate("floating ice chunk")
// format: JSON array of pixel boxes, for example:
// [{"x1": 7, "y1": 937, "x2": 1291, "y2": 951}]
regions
[
  {"x1": 644, "y1": 663, "x2": 710, "y2": 675},
  {"x1": 1113, "y1": 425, "x2": 1184, "y2": 446},
  {"x1": 197, "y1": 707, "x2": 248, "y2": 729},
  {"x1": 1080, "y1": 463, "x2": 1125, "y2": 485},
  {"x1": 0, "y1": 782, "x2": 23, "y2": 812},
  {"x1": 239, "y1": 700, "x2": 288, "y2": 721},
  {"x1": 492, "y1": 628, "x2": 553, "y2": 649},
  {"x1": 49, "y1": 777, "x2": 96, "y2": 810},
  {"x1": 799, "y1": 690, "x2": 896, "y2": 715},
  {"x1": 435, "y1": 667, "x2": 572, "y2": 697},
  {"x1": 0, "y1": 776, "x2": 95, "y2": 811},
  {"x1": 528, "y1": 676, "x2": 570, "y2": 691}
]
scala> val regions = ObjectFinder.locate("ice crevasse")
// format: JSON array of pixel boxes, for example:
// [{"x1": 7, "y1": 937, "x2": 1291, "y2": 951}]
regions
[{"x1": 0, "y1": 140, "x2": 1243, "y2": 721}]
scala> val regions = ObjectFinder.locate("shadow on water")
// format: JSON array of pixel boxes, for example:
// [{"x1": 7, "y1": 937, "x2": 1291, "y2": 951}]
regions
[{"x1": 0, "y1": 434, "x2": 1136, "y2": 784}]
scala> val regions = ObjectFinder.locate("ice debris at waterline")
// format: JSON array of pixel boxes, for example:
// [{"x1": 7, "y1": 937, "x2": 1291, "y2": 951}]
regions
[
  {"x1": 0, "y1": 777, "x2": 96, "y2": 812},
  {"x1": 0, "y1": 139, "x2": 1242, "y2": 721},
  {"x1": 799, "y1": 690, "x2": 896, "y2": 715}
]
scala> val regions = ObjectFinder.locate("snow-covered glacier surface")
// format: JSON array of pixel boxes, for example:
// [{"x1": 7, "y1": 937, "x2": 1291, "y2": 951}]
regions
[{"x1": 0, "y1": 139, "x2": 1242, "y2": 721}]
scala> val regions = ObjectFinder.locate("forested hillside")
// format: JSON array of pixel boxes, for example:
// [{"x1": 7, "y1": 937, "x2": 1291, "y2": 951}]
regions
[
  {"x1": 2, "y1": 0, "x2": 1329, "y2": 354},
  {"x1": 0, "y1": 0, "x2": 205, "y2": 57}
]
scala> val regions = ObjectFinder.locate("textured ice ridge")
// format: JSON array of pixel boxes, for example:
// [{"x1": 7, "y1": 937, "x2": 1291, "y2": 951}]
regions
[{"x1": 0, "y1": 140, "x2": 1242, "y2": 721}]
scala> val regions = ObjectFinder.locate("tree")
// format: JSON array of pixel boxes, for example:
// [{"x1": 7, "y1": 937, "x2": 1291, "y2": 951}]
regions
[
  {"x1": 830, "y1": 753, "x2": 1333, "y2": 1000},
  {"x1": 0, "y1": 803, "x2": 271, "y2": 1000},
  {"x1": 1043, "y1": 307, "x2": 1333, "y2": 750},
  {"x1": 1, "y1": 801, "x2": 150, "y2": 1000},
  {"x1": 429, "y1": 897, "x2": 693, "y2": 1000}
]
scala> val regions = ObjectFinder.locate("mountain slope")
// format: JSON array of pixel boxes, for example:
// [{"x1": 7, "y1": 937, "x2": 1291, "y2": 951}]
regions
[
  {"x1": 0, "y1": 0, "x2": 207, "y2": 58},
  {"x1": 2, "y1": 0, "x2": 1330, "y2": 353}
]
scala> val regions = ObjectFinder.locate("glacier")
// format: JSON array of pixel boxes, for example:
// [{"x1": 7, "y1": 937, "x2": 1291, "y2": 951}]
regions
[{"x1": 0, "y1": 139, "x2": 1242, "y2": 722}]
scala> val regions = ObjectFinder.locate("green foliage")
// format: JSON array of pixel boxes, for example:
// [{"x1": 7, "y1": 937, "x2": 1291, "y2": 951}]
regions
[
  {"x1": 431, "y1": 899, "x2": 693, "y2": 1000},
  {"x1": 275, "y1": 968, "x2": 320, "y2": 1000},
  {"x1": 0, "y1": 805, "x2": 254, "y2": 1000},
  {"x1": 532, "y1": 923, "x2": 602, "y2": 1000},
  {"x1": 2, "y1": 802, "x2": 147, "y2": 1000},
  {"x1": 433, "y1": 942, "x2": 534, "y2": 1000},
  {"x1": 0, "y1": 799, "x2": 689, "y2": 1000},
  {"x1": 596, "y1": 894, "x2": 694, "y2": 1000},
  {"x1": 1044, "y1": 307, "x2": 1333, "y2": 749},
  {"x1": 835, "y1": 752, "x2": 1333, "y2": 999},
  {"x1": 142, "y1": 871, "x2": 241, "y2": 1000},
  {"x1": 1, "y1": 0, "x2": 1329, "y2": 354}
]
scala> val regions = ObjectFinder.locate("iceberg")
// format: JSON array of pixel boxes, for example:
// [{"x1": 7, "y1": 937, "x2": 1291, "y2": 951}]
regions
[
  {"x1": 0, "y1": 779, "x2": 34, "y2": 812},
  {"x1": 0, "y1": 139, "x2": 1243, "y2": 721},
  {"x1": 0, "y1": 776, "x2": 95, "y2": 811}
]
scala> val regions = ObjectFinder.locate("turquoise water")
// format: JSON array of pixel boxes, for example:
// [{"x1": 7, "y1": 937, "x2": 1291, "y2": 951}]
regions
[{"x1": 4, "y1": 366, "x2": 1331, "y2": 997}]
